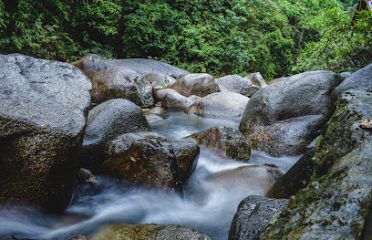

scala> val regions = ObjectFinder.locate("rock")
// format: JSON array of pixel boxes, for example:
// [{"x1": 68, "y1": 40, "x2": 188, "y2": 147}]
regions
[
  {"x1": 161, "y1": 90, "x2": 192, "y2": 111},
  {"x1": 217, "y1": 75, "x2": 259, "y2": 97},
  {"x1": 187, "y1": 127, "x2": 250, "y2": 161},
  {"x1": 144, "y1": 106, "x2": 167, "y2": 116},
  {"x1": 141, "y1": 72, "x2": 177, "y2": 89},
  {"x1": 83, "y1": 99, "x2": 150, "y2": 171},
  {"x1": 74, "y1": 55, "x2": 188, "y2": 80},
  {"x1": 103, "y1": 132, "x2": 178, "y2": 189},
  {"x1": 91, "y1": 67, "x2": 154, "y2": 107},
  {"x1": 91, "y1": 224, "x2": 211, "y2": 240},
  {"x1": 188, "y1": 92, "x2": 249, "y2": 122},
  {"x1": 171, "y1": 73, "x2": 220, "y2": 97},
  {"x1": 266, "y1": 148, "x2": 316, "y2": 198},
  {"x1": 77, "y1": 168, "x2": 96, "y2": 184},
  {"x1": 228, "y1": 196, "x2": 288, "y2": 240},
  {"x1": 240, "y1": 70, "x2": 341, "y2": 156},
  {"x1": 154, "y1": 88, "x2": 178, "y2": 101},
  {"x1": 340, "y1": 71, "x2": 352, "y2": 80},
  {"x1": 103, "y1": 132, "x2": 199, "y2": 189},
  {"x1": 145, "y1": 114, "x2": 164, "y2": 124},
  {"x1": 246, "y1": 72, "x2": 267, "y2": 88},
  {"x1": 171, "y1": 140, "x2": 200, "y2": 184},
  {"x1": 260, "y1": 75, "x2": 372, "y2": 239},
  {"x1": 0, "y1": 54, "x2": 91, "y2": 212},
  {"x1": 333, "y1": 63, "x2": 372, "y2": 97},
  {"x1": 247, "y1": 115, "x2": 324, "y2": 156}
]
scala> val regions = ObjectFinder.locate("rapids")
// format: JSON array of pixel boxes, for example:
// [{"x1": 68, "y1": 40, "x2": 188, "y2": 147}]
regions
[{"x1": 0, "y1": 111, "x2": 300, "y2": 240}]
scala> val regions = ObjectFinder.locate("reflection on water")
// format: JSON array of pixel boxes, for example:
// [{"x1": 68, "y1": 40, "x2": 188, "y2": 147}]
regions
[{"x1": 0, "y1": 110, "x2": 300, "y2": 240}]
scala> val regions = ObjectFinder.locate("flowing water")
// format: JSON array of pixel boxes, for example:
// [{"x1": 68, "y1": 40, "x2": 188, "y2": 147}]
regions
[{"x1": 0, "y1": 111, "x2": 301, "y2": 240}]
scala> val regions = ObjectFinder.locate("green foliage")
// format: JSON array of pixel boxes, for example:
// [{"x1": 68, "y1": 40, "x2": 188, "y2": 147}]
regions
[{"x1": 0, "y1": 0, "x2": 369, "y2": 79}]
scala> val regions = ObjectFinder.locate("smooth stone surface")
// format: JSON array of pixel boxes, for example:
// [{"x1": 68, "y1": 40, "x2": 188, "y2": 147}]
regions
[
  {"x1": 240, "y1": 70, "x2": 341, "y2": 156},
  {"x1": 91, "y1": 67, "x2": 154, "y2": 107},
  {"x1": 172, "y1": 139, "x2": 200, "y2": 184},
  {"x1": 229, "y1": 195, "x2": 288, "y2": 240},
  {"x1": 141, "y1": 72, "x2": 177, "y2": 88},
  {"x1": 217, "y1": 75, "x2": 259, "y2": 97},
  {"x1": 246, "y1": 72, "x2": 267, "y2": 88},
  {"x1": 260, "y1": 87, "x2": 372, "y2": 239},
  {"x1": 187, "y1": 127, "x2": 250, "y2": 161},
  {"x1": 188, "y1": 92, "x2": 249, "y2": 122},
  {"x1": 92, "y1": 224, "x2": 211, "y2": 240},
  {"x1": 0, "y1": 54, "x2": 91, "y2": 212},
  {"x1": 83, "y1": 99, "x2": 150, "y2": 171},
  {"x1": 171, "y1": 73, "x2": 220, "y2": 97}
]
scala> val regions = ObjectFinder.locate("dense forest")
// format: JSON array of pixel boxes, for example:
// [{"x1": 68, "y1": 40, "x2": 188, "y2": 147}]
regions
[{"x1": 0, "y1": 0, "x2": 371, "y2": 79}]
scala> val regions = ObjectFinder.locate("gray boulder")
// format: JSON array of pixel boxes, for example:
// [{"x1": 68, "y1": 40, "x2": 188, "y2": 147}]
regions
[
  {"x1": 246, "y1": 72, "x2": 267, "y2": 88},
  {"x1": 0, "y1": 54, "x2": 91, "y2": 212},
  {"x1": 91, "y1": 67, "x2": 154, "y2": 107},
  {"x1": 229, "y1": 196, "x2": 288, "y2": 240},
  {"x1": 217, "y1": 75, "x2": 259, "y2": 97},
  {"x1": 260, "y1": 68, "x2": 372, "y2": 239},
  {"x1": 83, "y1": 99, "x2": 150, "y2": 171},
  {"x1": 172, "y1": 139, "x2": 200, "y2": 184},
  {"x1": 161, "y1": 90, "x2": 192, "y2": 111},
  {"x1": 333, "y1": 63, "x2": 372, "y2": 97},
  {"x1": 141, "y1": 72, "x2": 177, "y2": 89},
  {"x1": 247, "y1": 115, "x2": 324, "y2": 156},
  {"x1": 240, "y1": 70, "x2": 341, "y2": 156},
  {"x1": 187, "y1": 127, "x2": 250, "y2": 161},
  {"x1": 189, "y1": 92, "x2": 249, "y2": 122},
  {"x1": 92, "y1": 224, "x2": 211, "y2": 240},
  {"x1": 171, "y1": 73, "x2": 220, "y2": 97},
  {"x1": 74, "y1": 55, "x2": 188, "y2": 80},
  {"x1": 103, "y1": 132, "x2": 199, "y2": 189}
]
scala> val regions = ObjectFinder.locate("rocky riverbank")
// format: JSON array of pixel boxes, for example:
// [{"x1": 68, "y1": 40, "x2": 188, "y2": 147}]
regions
[{"x1": 0, "y1": 53, "x2": 370, "y2": 239}]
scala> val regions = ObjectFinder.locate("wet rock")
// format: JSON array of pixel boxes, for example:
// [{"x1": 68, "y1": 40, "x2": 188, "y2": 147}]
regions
[
  {"x1": 260, "y1": 71, "x2": 372, "y2": 239},
  {"x1": 172, "y1": 140, "x2": 200, "y2": 184},
  {"x1": 83, "y1": 99, "x2": 150, "y2": 171},
  {"x1": 246, "y1": 72, "x2": 267, "y2": 88},
  {"x1": 229, "y1": 195, "x2": 288, "y2": 240},
  {"x1": 217, "y1": 75, "x2": 259, "y2": 97},
  {"x1": 240, "y1": 70, "x2": 341, "y2": 156},
  {"x1": 171, "y1": 73, "x2": 220, "y2": 97},
  {"x1": 77, "y1": 168, "x2": 96, "y2": 184},
  {"x1": 103, "y1": 132, "x2": 199, "y2": 189},
  {"x1": 187, "y1": 127, "x2": 250, "y2": 161},
  {"x1": 266, "y1": 148, "x2": 316, "y2": 198},
  {"x1": 74, "y1": 55, "x2": 188, "y2": 80},
  {"x1": 92, "y1": 224, "x2": 211, "y2": 240},
  {"x1": 0, "y1": 54, "x2": 91, "y2": 212},
  {"x1": 145, "y1": 114, "x2": 164, "y2": 124},
  {"x1": 247, "y1": 115, "x2": 324, "y2": 156},
  {"x1": 333, "y1": 63, "x2": 372, "y2": 97},
  {"x1": 188, "y1": 92, "x2": 249, "y2": 122},
  {"x1": 141, "y1": 72, "x2": 177, "y2": 89},
  {"x1": 91, "y1": 67, "x2": 154, "y2": 107},
  {"x1": 161, "y1": 90, "x2": 192, "y2": 111}
]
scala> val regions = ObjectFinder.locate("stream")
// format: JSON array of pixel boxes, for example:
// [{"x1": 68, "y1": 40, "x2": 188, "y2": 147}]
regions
[{"x1": 0, "y1": 111, "x2": 300, "y2": 240}]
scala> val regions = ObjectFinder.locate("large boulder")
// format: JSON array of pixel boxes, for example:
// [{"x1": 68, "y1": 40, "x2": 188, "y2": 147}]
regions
[
  {"x1": 217, "y1": 75, "x2": 259, "y2": 97},
  {"x1": 187, "y1": 127, "x2": 250, "y2": 161},
  {"x1": 103, "y1": 132, "x2": 199, "y2": 189},
  {"x1": 83, "y1": 99, "x2": 150, "y2": 171},
  {"x1": 0, "y1": 54, "x2": 91, "y2": 212},
  {"x1": 240, "y1": 70, "x2": 341, "y2": 156},
  {"x1": 189, "y1": 92, "x2": 249, "y2": 122},
  {"x1": 171, "y1": 73, "x2": 220, "y2": 97},
  {"x1": 92, "y1": 224, "x2": 211, "y2": 240},
  {"x1": 247, "y1": 115, "x2": 324, "y2": 156},
  {"x1": 172, "y1": 140, "x2": 200, "y2": 184},
  {"x1": 91, "y1": 67, "x2": 154, "y2": 107},
  {"x1": 260, "y1": 66, "x2": 372, "y2": 239},
  {"x1": 229, "y1": 196, "x2": 288, "y2": 240},
  {"x1": 74, "y1": 55, "x2": 188, "y2": 80},
  {"x1": 266, "y1": 148, "x2": 316, "y2": 198}
]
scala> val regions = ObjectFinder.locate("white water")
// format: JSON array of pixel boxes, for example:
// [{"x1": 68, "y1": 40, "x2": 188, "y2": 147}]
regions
[{"x1": 0, "y1": 111, "x2": 300, "y2": 240}]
